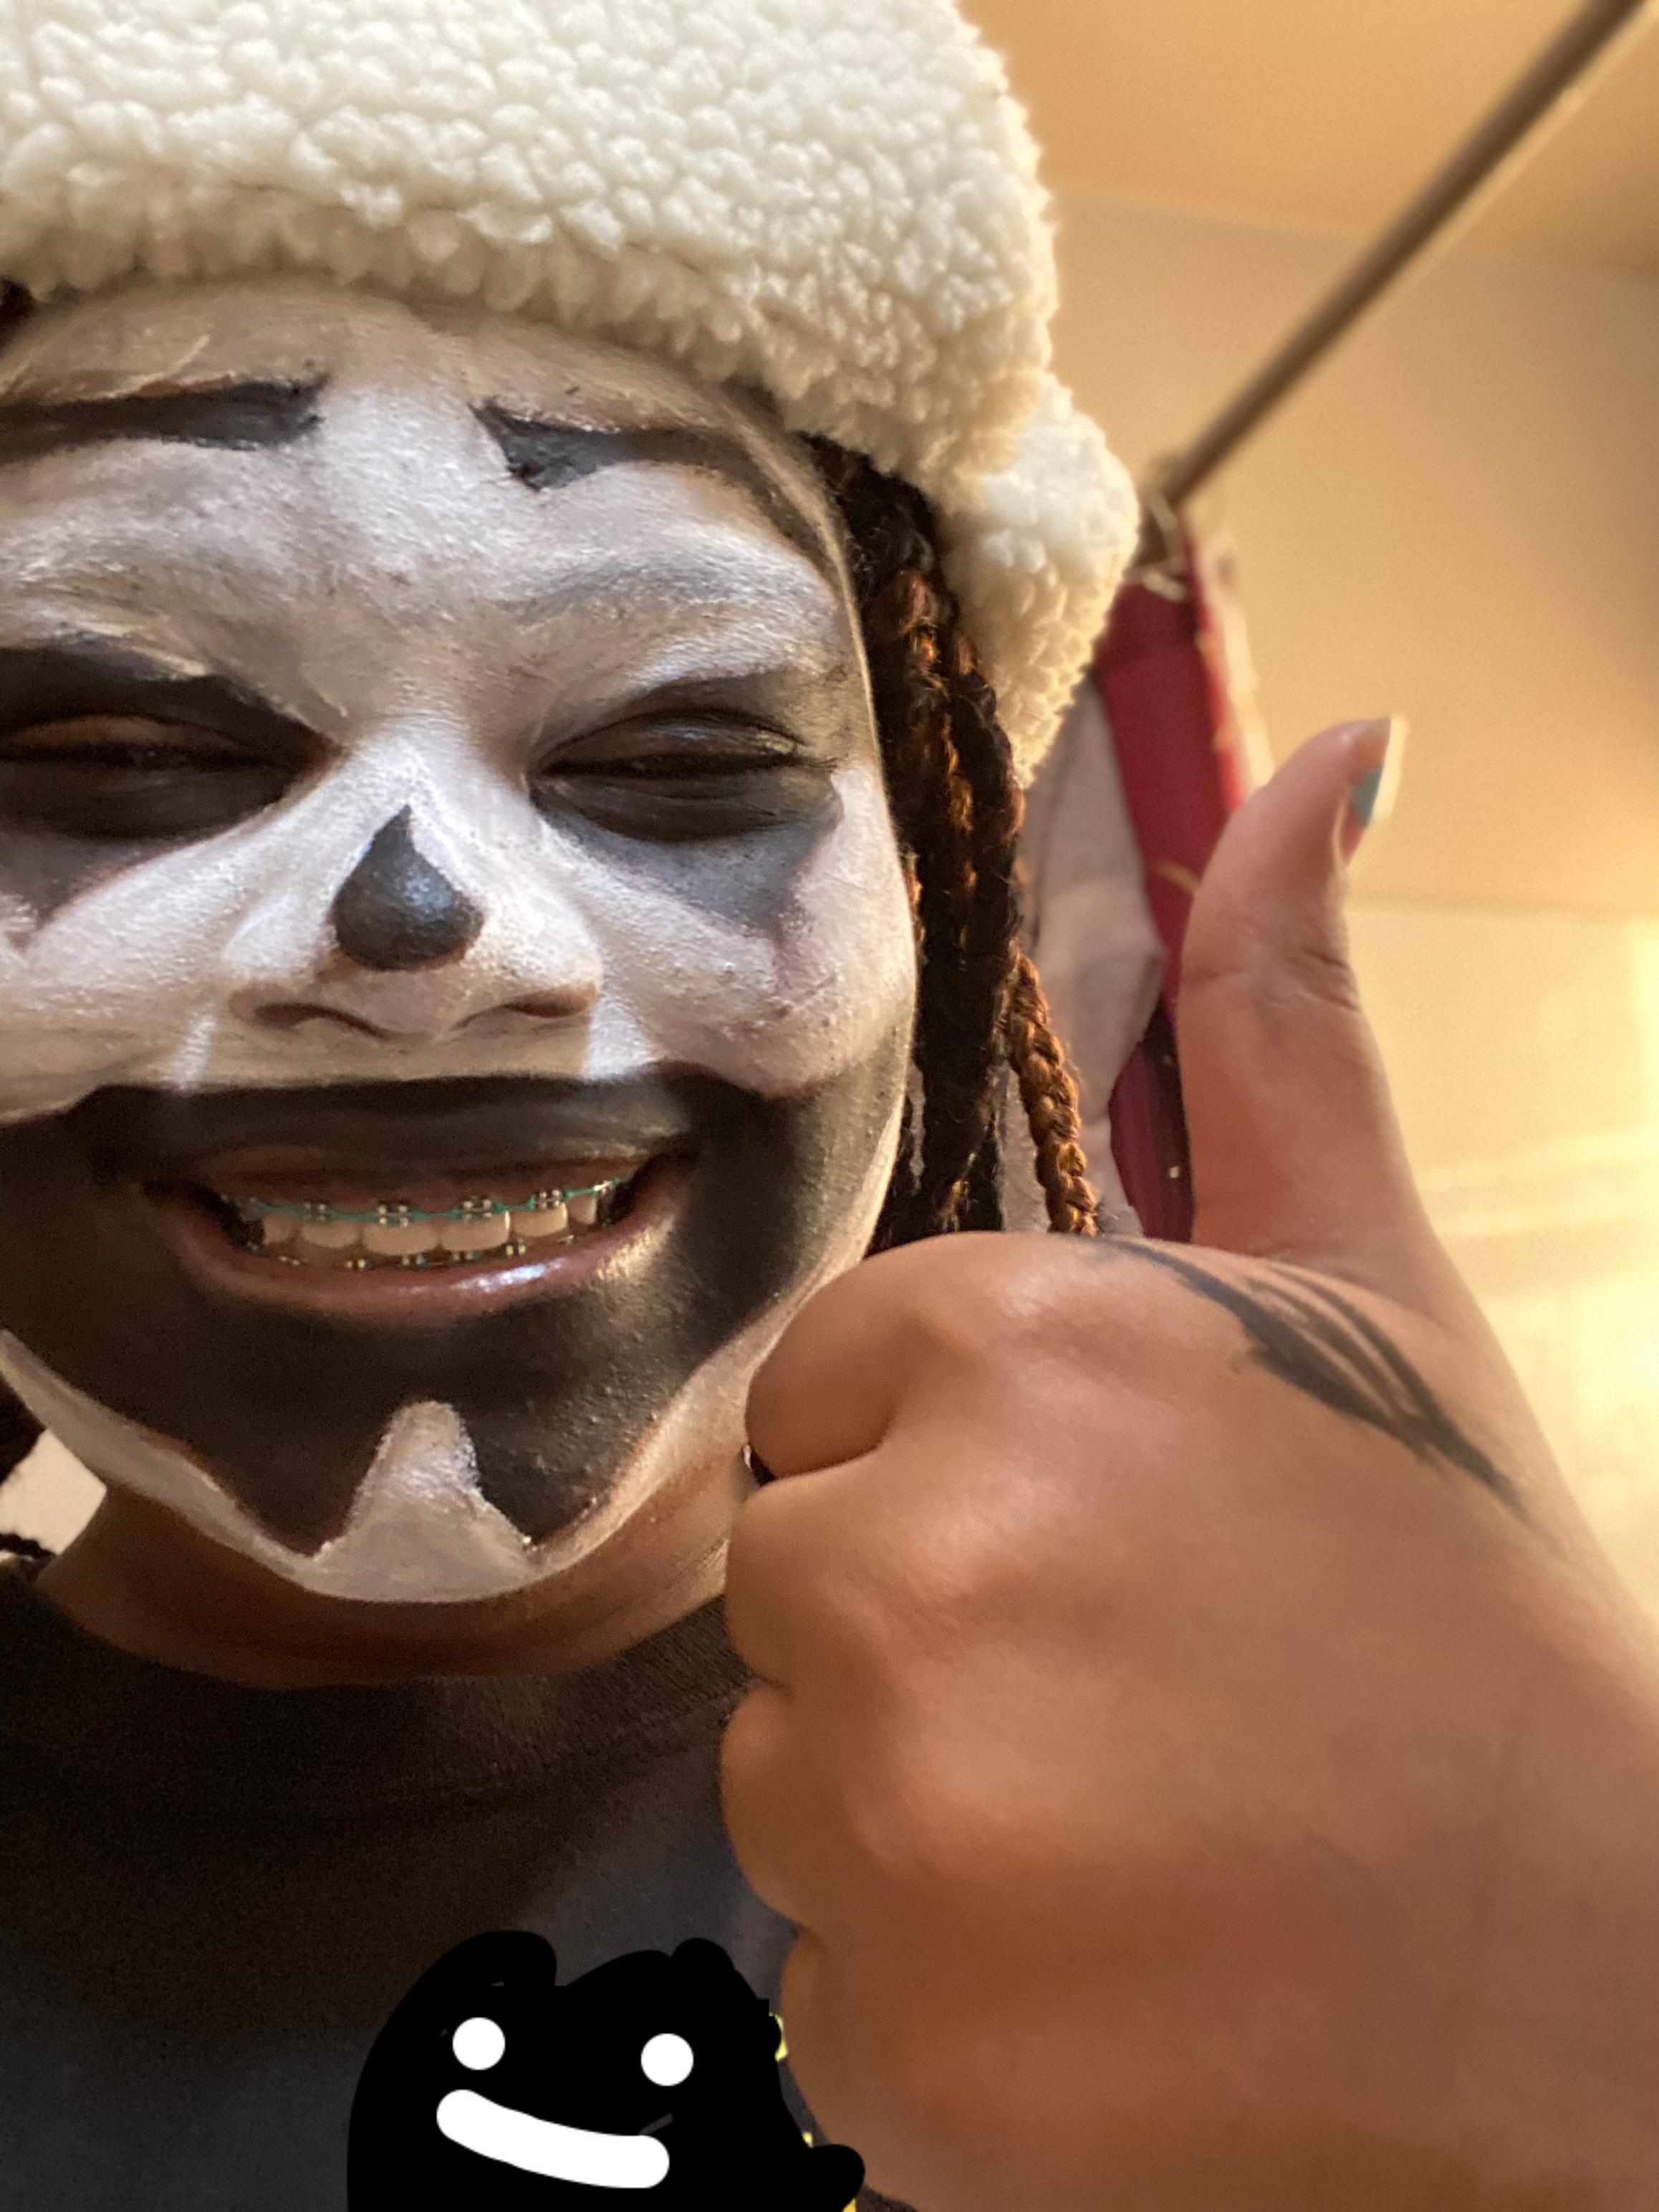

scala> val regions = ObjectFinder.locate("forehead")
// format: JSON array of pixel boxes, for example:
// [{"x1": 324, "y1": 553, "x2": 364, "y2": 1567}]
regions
[
  {"x1": 0, "y1": 274, "x2": 817, "y2": 471},
  {"x1": 0, "y1": 276, "x2": 851, "y2": 646}
]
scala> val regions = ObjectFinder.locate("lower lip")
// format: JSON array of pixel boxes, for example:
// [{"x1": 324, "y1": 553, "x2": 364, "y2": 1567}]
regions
[{"x1": 143, "y1": 1157, "x2": 688, "y2": 1327}]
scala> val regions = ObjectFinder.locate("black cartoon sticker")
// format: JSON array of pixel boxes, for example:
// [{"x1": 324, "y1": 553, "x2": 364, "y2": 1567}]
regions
[{"x1": 349, "y1": 1932, "x2": 865, "y2": 2210}]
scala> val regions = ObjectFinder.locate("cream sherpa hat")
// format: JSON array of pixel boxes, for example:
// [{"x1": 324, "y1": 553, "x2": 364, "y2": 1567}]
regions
[{"x1": 0, "y1": 0, "x2": 1138, "y2": 776}]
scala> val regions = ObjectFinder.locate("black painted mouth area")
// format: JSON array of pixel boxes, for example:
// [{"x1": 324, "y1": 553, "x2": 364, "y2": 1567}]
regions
[
  {"x1": 71, "y1": 1072, "x2": 707, "y2": 1185},
  {"x1": 0, "y1": 1052, "x2": 908, "y2": 1555}
]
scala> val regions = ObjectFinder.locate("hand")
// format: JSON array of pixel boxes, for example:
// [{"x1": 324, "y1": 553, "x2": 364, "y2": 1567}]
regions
[{"x1": 720, "y1": 723, "x2": 1659, "y2": 2212}]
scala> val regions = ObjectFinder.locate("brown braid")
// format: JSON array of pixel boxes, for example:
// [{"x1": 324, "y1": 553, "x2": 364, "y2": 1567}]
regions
[
  {"x1": 808, "y1": 438, "x2": 1100, "y2": 1245},
  {"x1": 1006, "y1": 952, "x2": 1098, "y2": 1235}
]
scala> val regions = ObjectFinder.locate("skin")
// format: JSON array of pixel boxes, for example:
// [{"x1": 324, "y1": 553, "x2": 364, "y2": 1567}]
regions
[
  {"x1": 0, "y1": 274, "x2": 916, "y2": 1679},
  {"x1": 723, "y1": 726, "x2": 1659, "y2": 2211}
]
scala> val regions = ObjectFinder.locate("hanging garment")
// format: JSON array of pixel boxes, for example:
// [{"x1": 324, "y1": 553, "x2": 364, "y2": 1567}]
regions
[
  {"x1": 1019, "y1": 681, "x2": 1163, "y2": 1234},
  {"x1": 1023, "y1": 519, "x2": 1257, "y2": 1239}
]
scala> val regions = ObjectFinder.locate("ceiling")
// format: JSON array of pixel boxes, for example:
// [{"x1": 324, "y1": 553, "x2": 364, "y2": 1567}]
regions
[{"x1": 961, "y1": 0, "x2": 1659, "y2": 276}]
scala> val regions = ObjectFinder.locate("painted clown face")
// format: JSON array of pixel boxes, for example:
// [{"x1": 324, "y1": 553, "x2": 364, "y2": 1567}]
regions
[{"x1": 0, "y1": 277, "x2": 915, "y2": 1602}]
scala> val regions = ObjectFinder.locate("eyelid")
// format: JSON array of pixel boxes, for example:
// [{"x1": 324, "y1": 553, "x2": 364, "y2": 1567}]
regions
[
  {"x1": 0, "y1": 715, "x2": 266, "y2": 759},
  {"x1": 539, "y1": 714, "x2": 804, "y2": 770},
  {"x1": 0, "y1": 646, "x2": 321, "y2": 766}
]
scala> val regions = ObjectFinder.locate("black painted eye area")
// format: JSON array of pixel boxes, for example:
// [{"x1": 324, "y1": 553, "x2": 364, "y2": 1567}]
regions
[
  {"x1": 534, "y1": 718, "x2": 834, "y2": 843},
  {"x1": 0, "y1": 716, "x2": 295, "y2": 840}
]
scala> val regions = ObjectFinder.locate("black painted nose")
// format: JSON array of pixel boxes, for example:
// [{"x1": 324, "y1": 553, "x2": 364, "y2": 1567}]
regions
[{"x1": 330, "y1": 809, "x2": 484, "y2": 972}]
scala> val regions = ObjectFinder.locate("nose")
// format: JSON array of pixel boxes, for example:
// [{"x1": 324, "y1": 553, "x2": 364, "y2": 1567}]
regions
[{"x1": 330, "y1": 809, "x2": 484, "y2": 972}]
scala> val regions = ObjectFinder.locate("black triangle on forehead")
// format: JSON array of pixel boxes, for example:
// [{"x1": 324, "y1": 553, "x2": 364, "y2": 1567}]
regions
[
  {"x1": 475, "y1": 403, "x2": 839, "y2": 582},
  {"x1": 0, "y1": 379, "x2": 324, "y2": 466}
]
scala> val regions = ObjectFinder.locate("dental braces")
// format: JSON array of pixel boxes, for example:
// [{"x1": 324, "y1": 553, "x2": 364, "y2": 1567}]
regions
[
  {"x1": 230, "y1": 1173, "x2": 635, "y2": 1270},
  {"x1": 237, "y1": 1179, "x2": 621, "y2": 1227}
]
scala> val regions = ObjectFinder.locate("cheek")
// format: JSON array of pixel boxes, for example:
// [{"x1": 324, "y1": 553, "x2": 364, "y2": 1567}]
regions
[
  {"x1": 0, "y1": 839, "x2": 249, "y2": 1122},
  {"x1": 567, "y1": 762, "x2": 917, "y2": 1097},
  {"x1": 0, "y1": 760, "x2": 440, "y2": 1120}
]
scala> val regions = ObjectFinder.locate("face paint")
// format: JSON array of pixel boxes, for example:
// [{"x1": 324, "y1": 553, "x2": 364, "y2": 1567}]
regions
[{"x1": 0, "y1": 277, "x2": 915, "y2": 1601}]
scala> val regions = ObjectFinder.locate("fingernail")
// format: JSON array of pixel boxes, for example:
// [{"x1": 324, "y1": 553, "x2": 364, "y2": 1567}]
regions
[{"x1": 1341, "y1": 716, "x2": 1405, "y2": 860}]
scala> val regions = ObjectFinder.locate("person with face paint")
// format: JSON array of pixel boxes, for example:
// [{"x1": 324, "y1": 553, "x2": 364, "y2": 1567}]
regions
[
  {"x1": 1, "y1": 5, "x2": 1658, "y2": 2211},
  {"x1": 0, "y1": 7, "x2": 1129, "y2": 2202}
]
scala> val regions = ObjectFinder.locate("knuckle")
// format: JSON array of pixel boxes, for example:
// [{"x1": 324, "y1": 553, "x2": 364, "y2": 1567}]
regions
[{"x1": 897, "y1": 1238, "x2": 1092, "y2": 1369}]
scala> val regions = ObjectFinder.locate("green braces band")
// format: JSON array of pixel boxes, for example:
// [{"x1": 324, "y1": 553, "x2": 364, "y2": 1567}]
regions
[{"x1": 241, "y1": 1179, "x2": 620, "y2": 1226}]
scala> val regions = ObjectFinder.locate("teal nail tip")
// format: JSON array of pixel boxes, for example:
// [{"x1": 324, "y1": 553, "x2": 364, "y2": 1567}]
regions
[{"x1": 1349, "y1": 763, "x2": 1385, "y2": 830}]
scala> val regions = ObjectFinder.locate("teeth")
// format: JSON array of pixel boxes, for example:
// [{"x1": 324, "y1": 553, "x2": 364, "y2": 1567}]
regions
[
  {"x1": 299, "y1": 1218, "x2": 362, "y2": 1251},
  {"x1": 362, "y1": 1219, "x2": 441, "y2": 1257},
  {"x1": 437, "y1": 1213, "x2": 514, "y2": 1255},
  {"x1": 233, "y1": 1173, "x2": 633, "y2": 1269},
  {"x1": 514, "y1": 1199, "x2": 569, "y2": 1241}
]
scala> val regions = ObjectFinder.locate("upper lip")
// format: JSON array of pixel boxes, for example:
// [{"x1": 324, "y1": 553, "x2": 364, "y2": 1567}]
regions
[{"x1": 70, "y1": 1076, "x2": 706, "y2": 1187}]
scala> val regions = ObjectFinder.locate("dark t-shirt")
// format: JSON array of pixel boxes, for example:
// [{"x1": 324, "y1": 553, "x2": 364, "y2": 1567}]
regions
[{"x1": 0, "y1": 1562, "x2": 880, "y2": 2211}]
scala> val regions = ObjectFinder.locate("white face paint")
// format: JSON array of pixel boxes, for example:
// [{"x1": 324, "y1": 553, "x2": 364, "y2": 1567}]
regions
[{"x1": 0, "y1": 276, "x2": 916, "y2": 1599}]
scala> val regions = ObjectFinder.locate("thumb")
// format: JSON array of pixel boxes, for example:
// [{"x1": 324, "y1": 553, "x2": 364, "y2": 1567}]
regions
[{"x1": 1178, "y1": 718, "x2": 1448, "y2": 1305}]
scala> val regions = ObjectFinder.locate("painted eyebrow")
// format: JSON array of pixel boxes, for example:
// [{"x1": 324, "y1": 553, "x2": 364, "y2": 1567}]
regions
[
  {"x1": 474, "y1": 405, "x2": 842, "y2": 584},
  {"x1": 0, "y1": 379, "x2": 324, "y2": 468},
  {"x1": 0, "y1": 638, "x2": 316, "y2": 763}
]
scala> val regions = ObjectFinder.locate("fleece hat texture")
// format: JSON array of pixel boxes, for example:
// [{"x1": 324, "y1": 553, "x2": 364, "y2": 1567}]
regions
[{"x1": 0, "y1": 0, "x2": 1138, "y2": 775}]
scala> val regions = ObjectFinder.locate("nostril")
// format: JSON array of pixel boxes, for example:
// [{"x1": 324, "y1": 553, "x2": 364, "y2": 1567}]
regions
[
  {"x1": 331, "y1": 809, "x2": 484, "y2": 973},
  {"x1": 496, "y1": 988, "x2": 600, "y2": 1023},
  {"x1": 249, "y1": 1001, "x2": 395, "y2": 1038}
]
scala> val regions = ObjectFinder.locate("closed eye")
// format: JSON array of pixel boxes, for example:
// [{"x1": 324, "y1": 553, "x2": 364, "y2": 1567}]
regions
[
  {"x1": 533, "y1": 718, "x2": 833, "y2": 842},
  {"x1": 0, "y1": 716, "x2": 299, "y2": 840}
]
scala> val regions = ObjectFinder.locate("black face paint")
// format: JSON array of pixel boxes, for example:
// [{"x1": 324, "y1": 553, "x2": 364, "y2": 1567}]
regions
[
  {"x1": 0, "y1": 379, "x2": 325, "y2": 468},
  {"x1": 475, "y1": 406, "x2": 839, "y2": 581},
  {"x1": 0, "y1": 1053, "x2": 908, "y2": 1550},
  {"x1": 0, "y1": 638, "x2": 314, "y2": 923},
  {"x1": 331, "y1": 810, "x2": 486, "y2": 973}
]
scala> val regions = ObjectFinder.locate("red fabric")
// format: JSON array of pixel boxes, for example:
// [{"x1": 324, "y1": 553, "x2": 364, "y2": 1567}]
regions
[{"x1": 1097, "y1": 533, "x2": 1246, "y2": 1239}]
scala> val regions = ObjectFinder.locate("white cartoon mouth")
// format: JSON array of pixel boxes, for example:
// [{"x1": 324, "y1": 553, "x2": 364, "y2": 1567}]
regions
[{"x1": 436, "y1": 2089, "x2": 670, "y2": 2189}]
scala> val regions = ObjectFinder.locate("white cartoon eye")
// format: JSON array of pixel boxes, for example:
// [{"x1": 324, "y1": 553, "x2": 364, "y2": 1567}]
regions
[
  {"x1": 640, "y1": 2031, "x2": 694, "y2": 2087},
  {"x1": 452, "y1": 2016, "x2": 506, "y2": 2071}
]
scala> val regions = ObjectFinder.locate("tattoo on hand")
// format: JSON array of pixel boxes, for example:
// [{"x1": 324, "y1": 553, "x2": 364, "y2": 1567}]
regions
[{"x1": 1107, "y1": 1244, "x2": 1521, "y2": 1513}]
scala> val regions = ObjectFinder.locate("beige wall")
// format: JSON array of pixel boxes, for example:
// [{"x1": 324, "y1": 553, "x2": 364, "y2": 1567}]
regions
[
  {"x1": 1052, "y1": 189, "x2": 1659, "y2": 1611},
  {"x1": 1052, "y1": 189, "x2": 1659, "y2": 913}
]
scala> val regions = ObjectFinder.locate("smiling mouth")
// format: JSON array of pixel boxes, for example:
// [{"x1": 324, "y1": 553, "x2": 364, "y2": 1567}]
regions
[
  {"x1": 140, "y1": 1153, "x2": 680, "y2": 1317},
  {"x1": 203, "y1": 1168, "x2": 643, "y2": 1274},
  {"x1": 69, "y1": 1076, "x2": 707, "y2": 1318}
]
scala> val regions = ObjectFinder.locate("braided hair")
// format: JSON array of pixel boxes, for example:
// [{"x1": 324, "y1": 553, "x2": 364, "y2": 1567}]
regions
[
  {"x1": 0, "y1": 413, "x2": 1099, "y2": 1552},
  {"x1": 812, "y1": 438, "x2": 1098, "y2": 1245}
]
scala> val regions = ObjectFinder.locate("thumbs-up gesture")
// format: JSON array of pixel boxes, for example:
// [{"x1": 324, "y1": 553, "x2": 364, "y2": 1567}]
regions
[{"x1": 721, "y1": 723, "x2": 1659, "y2": 2212}]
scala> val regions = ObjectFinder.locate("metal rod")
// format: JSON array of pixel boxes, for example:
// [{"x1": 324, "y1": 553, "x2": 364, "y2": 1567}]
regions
[{"x1": 1153, "y1": 0, "x2": 1655, "y2": 511}]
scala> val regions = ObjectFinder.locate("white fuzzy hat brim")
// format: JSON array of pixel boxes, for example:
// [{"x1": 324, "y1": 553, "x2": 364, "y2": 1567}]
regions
[{"x1": 0, "y1": 0, "x2": 1138, "y2": 776}]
